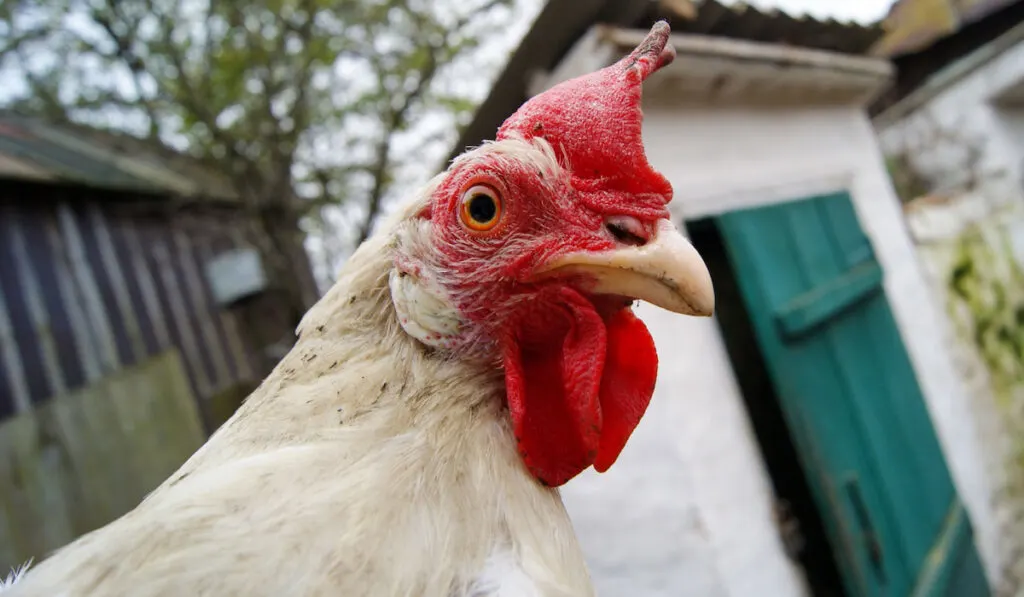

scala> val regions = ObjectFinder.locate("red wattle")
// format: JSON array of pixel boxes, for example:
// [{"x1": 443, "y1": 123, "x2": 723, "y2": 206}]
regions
[
  {"x1": 595, "y1": 308, "x2": 658, "y2": 472},
  {"x1": 502, "y1": 288, "x2": 659, "y2": 486},
  {"x1": 502, "y1": 288, "x2": 605, "y2": 486}
]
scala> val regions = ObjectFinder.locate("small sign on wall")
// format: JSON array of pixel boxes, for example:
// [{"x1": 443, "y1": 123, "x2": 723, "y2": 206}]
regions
[{"x1": 204, "y1": 247, "x2": 268, "y2": 306}]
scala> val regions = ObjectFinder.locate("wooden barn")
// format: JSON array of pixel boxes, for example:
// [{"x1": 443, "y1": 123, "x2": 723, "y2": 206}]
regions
[{"x1": 0, "y1": 113, "x2": 317, "y2": 570}]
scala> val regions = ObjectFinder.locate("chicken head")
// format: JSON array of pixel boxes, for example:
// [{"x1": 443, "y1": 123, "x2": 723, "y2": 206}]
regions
[{"x1": 390, "y1": 21, "x2": 714, "y2": 487}]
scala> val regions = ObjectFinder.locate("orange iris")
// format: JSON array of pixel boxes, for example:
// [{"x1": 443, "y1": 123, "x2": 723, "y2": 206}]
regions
[{"x1": 459, "y1": 184, "x2": 503, "y2": 232}]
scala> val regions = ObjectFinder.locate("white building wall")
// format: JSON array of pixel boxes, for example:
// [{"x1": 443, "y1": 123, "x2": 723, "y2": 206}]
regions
[
  {"x1": 876, "y1": 32, "x2": 1024, "y2": 593},
  {"x1": 561, "y1": 103, "x2": 1000, "y2": 595},
  {"x1": 877, "y1": 33, "x2": 1024, "y2": 198},
  {"x1": 902, "y1": 191, "x2": 1024, "y2": 594}
]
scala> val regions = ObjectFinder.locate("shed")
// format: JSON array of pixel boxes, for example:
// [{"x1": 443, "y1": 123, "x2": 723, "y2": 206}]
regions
[
  {"x1": 453, "y1": 1, "x2": 994, "y2": 595},
  {"x1": 0, "y1": 114, "x2": 316, "y2": 570},
  {"x1": 873, "y1": 0, "x2": 1024, "y2": 592}
]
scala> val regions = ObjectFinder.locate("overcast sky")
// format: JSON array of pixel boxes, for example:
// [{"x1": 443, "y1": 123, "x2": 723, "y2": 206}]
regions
[{"x1": 722, "y1": 0, "x2": 894, "y2": 23}]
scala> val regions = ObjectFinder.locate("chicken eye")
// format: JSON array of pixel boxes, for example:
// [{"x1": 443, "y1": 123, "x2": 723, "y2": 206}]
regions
[{"x1": 459, "y1": 185, "x2": 503, "y2": 232}]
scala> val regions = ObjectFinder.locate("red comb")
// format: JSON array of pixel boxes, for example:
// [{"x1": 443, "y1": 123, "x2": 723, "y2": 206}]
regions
[{"x1": 497, "y1": 21, "x2": 675, "y2": 211}]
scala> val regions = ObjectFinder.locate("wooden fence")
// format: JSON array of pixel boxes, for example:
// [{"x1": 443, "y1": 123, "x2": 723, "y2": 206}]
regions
[{"x1": 0, "y1": 349, "x2": 205, "y2": 571}]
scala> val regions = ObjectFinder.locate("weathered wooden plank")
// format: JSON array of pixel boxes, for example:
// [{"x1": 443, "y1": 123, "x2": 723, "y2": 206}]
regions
[
  {"x1": 100, "y1": 378, "x2": 151, "y2": 515},
  {"x1": 120, "y1": 220, "x2": 172, "y2": 350},
  {"x1": 0, "y1": 418, "x2": 29, "y2": 565},
  {"x1": 196, "y1": 239, "x2": 254, "y2": 382},
  {"x1": 82, "y1": 370, "x2": 146, "y2": 516},
  {"x1": 44, "y1": 212, "x2": 102, "y2": 383},
  {"x1": 143, "y1": 350, "x2": 205, "y2": 479},
  {"x1": 0, "y1": 470, "x2": 17, "y2": 572},
  {"x1": 22, "y1": 412, "x2": 76, "y2": 555},
  {"x1": 0, "y1": 410, "x2": 76, "y2": 565},
  {"x1": 9, "y1": 215, "x2": 67, "y2": 398},
  {"x1": 166, "y1": 352, "x2": 204, "y2": 470},
  {"x1": 47, "y1": 383, "x2": 117, "y2": 533},
  {"x1": 773, "y1": 261, "x2": 884, "y2": 341},
  {"x1": 56, "y1": 203, "x2": 120, "y2": 373},
  {"x1": 0, "y1": 350, "x2": 203, "y2": 571},
  {"x1": 116, "y1": 355, "x2": 177, "y2": 488},
  {"x1": 88, "y1": 204, "x2": 147, "y2": 364},
  {"x1": 109, "y1": 364, "x2": 175, "y2": 496},
  {"x1": 152, "y1": 238, "x2": 212, "y2": 397},
  {"x1": 173, "y1": 227, "x2": 231, "y2": 389},
  {"x1": 0, "y1": 275, "x2": 31, "y2": 414}
]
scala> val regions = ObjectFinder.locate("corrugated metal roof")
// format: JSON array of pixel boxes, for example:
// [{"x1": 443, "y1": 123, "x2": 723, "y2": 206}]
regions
[
  {"x1": 0, "y1": 114, "x2": 238, "y2": 202},
  {"x1": 868, "y1": 0, "x2": 1024, "y2": 115},
  {"x1": 871, "y1": 0, "x2": 1018, "y2": 56},
  {"x1": 656, "y1": 1, "x2": 885, "y2": 55}
]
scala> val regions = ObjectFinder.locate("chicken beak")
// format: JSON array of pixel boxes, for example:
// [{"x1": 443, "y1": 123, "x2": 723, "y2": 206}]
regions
[{"x1": 538, "y1": 220, "x2": 715, "y2": 316}]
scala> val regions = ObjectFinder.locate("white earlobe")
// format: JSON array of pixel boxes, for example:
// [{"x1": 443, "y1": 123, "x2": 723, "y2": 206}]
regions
[{"x1": 389, "y1": 268, "x2": 463, "y2": 350}]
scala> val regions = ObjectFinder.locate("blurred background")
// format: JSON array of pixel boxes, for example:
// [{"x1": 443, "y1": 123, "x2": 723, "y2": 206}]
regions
[{"x1": 1, "y1": 0, "x2": 1024, "y2": 595}]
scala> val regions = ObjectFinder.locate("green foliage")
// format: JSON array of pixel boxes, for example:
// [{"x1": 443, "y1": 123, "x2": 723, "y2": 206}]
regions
[
  {"x1": 0, "y1": 0, "x2": 524, "y2": 269},
  {"x1": 884, "y1": 152, "x2": 931, "y2": 204},
  {"x1": 946, "y1": 222, "x2": 1024, "y2": 595},
  {"x1": 948, "y1": 226, "x2": 1024, "y2": 400}
]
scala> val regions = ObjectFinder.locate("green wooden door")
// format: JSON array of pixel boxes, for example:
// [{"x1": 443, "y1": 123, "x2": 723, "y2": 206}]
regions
[{"x1": 715, "y1": 192, "x2": 989, "y2": 597}]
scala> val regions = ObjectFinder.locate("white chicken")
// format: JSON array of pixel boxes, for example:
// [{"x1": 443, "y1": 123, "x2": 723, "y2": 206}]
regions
[{"x1": 3, "y1": 21, "x2": 713, "y2": 597}]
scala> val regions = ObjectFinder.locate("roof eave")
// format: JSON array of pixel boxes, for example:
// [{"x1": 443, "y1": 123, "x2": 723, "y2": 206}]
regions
[{"x1": 600, "y1": 27, "x2": 895, "y2": 108}]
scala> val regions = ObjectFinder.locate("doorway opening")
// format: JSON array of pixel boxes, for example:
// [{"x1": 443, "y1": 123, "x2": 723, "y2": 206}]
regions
[{"x1": 688, "y1": 217, "x2": 847, "y2": 597}]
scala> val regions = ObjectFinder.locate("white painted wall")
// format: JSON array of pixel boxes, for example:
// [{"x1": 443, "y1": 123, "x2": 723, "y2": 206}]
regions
[
  {"x1": 560, "y1": 102, "x2": 1000, "y2": 595},
  {"x1": 876, "y1": 31, "x2": 1024, "y2": 201},
  {"x1": 875, "y1": 30, "x2": 1024, "y2": 593},
  {"x1": 903, "y1": 191, "x2": 1024, "y2": 593}
]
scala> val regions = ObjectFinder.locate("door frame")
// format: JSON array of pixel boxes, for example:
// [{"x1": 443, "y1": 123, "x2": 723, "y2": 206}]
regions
[
  {"x1": 684, "y1": 189, "x2": 991, "y2": 595},
  {"x1": 675, "y1": 175, "x2": 995, "y2": 585}
]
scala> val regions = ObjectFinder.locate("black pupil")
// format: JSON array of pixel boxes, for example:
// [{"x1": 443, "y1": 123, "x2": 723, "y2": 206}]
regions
[{"x1": 468, "y1": 193, "x2": 497, "y2": 223}]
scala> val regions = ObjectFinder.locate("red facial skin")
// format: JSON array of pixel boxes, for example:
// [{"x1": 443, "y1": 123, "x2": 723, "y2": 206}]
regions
[{"x1": 414, "y1": 23, "x2": 677, "y2": 487}]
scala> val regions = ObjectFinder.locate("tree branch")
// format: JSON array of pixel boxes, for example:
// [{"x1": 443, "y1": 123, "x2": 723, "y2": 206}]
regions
[
  {"x1": 282, "y1": 0, "x2": 319, "y2": 145},
  {"x1": 355, "y1": 44, "x2": 440, "y2": 244},
  {"x1": 93, "y1": 0, "x2": 162, "y2": 139},
  {"x1": 13, "y1": 45, "x2": 66, "y2": 121},
  {"x1": 144, "y1": 7, "x2": 267, "y2": 205},
  {"x1": 0, "y1": 27, "x2": 52, "y2": 62},
  {"x1": 351, "y1": 0, "x2": 511, "y2": 244}
]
